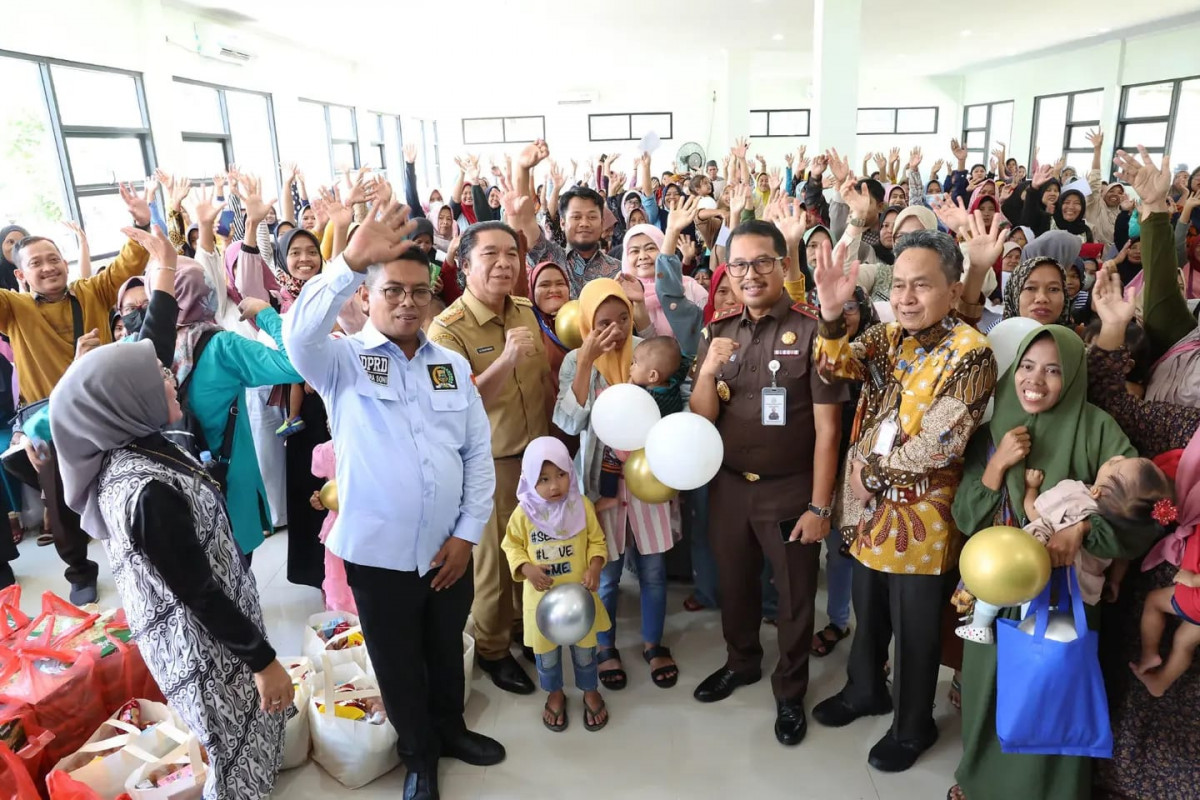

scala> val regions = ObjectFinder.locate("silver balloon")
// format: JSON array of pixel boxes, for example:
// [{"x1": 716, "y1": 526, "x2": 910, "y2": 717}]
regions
[
  {"x1": 534, "y1": 583, "x2": 596, "y2": 646},
  {"x1": 1017, "y1": 610, "x2": 1079, "y2": 643}
]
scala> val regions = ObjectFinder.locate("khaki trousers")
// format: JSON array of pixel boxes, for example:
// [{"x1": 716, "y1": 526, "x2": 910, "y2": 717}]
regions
[{"x1": 471, "y1": 456, "x2": 523, "y2": 660}]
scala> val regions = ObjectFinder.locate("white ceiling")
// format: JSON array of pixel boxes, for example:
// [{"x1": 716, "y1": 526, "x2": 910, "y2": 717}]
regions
[{"x1": 179, "y1": 0, "x2": 1200, "y2": 76}]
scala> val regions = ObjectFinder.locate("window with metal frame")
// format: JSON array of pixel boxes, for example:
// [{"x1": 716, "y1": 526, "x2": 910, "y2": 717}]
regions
[
  {"x1": 1031, "y1": 89, "x2": 1103, "y2": 179},
  {"x1": 857, "y1": 106, "x2": 939, "y2": 135},
  {"x1": 462, "y1": 116, "x2": 546, "y2": 145},
  {"x1": 587, "y1": 113, "x2": 672, "y2": 142},
  {"x1": 299, "y1": 98, "x2": 360, "y2": 179},
  {"x1": 749, "y1": 109, "x2": 810, "y2": 138},
  {"x1": 173, "y1": 78, "x2": 279, "y2": 197},
  {"x1": 1117, "y1": 76, "x2": 1200, "y2": 174},
  {"x1": 961, "y1": 101, "x2": 1014, "y2": 174}
]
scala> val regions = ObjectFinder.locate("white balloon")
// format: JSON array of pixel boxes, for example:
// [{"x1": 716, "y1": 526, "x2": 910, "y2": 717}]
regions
[
  {"x1": 988, "y1": 317, "x2": 1041, "y2": 376},
  {"x1": 591, "y1": 383, "x2": 661, "y2": 451},
  {"x1": 645, "y1": 412, "x2": 724, "y2": 491}
]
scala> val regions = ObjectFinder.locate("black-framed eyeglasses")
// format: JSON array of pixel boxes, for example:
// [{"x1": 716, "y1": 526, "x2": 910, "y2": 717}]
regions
[
  {"x1": 120, "y1": 300, "x2": 149, "y2": 315},
  {"x1": 379, "y1": 285, "x2": 434, "y2": 306},
  {"x1": 726, "y1": 256, "x2": 783, "y2": 277}
]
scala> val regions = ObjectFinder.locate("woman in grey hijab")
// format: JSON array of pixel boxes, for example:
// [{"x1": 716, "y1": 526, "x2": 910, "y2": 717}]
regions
[{"x1": 50, "y1": 340, "x2": 293, "y2": 800}]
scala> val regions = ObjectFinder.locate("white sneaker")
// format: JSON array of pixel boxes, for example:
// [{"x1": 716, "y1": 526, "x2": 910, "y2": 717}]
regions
[{"x1": 955, "y1": 624, "x2": 995, "y2": 644}]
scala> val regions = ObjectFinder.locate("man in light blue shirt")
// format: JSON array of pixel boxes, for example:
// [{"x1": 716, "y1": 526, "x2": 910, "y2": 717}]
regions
[{"x1": 283, "y1": 198, "x2": 503, "y2": 800}]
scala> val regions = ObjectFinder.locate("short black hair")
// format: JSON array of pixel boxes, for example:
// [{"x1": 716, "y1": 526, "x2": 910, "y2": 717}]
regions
[
  {"x1": 858, "y1": 178, "x2": 885, "y2": 204},
  {"x1": 458, "y1": 220, "x2": 519, "y2": 264},
  {"x1": 971, "y1": 163, "x2": 986, "y2": 172},
  {"x1": 365, "y1": 246, "x2": 432, "y2": 289},
  {"x1": 728, "y1": 219, "x2": 787, "y2": 258},
  {"x1": 557, "y1": 185, "x2": 605, "y2": 219},
  {"x1": 13, "y1": 235, "x2": 59, "y2": 265}
]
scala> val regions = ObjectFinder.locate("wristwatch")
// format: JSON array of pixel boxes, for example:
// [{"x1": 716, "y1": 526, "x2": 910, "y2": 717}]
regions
[
  {"x1": 808, "y1": 503, "x2": 833, "y2": 519},
  {"x1": 847, "y1": 216, "x2": 869, "y2": 228}
]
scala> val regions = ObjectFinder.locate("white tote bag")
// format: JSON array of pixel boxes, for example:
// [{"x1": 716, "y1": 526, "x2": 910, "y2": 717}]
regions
[
  {"x1": 308, "y1": 656, "x2": 398, "y2": 788},
  {"x1": 302, "y1": 612, "x2": 367, "y2": 672},
  {"x1": 280, "y1": 657, "x2": 315, "y2": 770},
  {"x1": 122, "y1": 727, "x2": 208, "y2": 800},
  {"x1": 52, "y1": 700, "x2": 186, "y2": 800}
]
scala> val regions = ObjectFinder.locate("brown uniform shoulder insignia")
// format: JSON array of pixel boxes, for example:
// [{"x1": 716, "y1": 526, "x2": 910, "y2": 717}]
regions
[
  {"x1": 433, "y1": 299, "x2": 465, "y2": 327},
  {"x1": 511, "y1": 295, "x2": 533, "y2": 307},
  {"x1": 711, "y1": 304, "x2": 743, "y2": 323},
  {"x1": 791, "y1": 302, "x2": 818, "y2": 320}
]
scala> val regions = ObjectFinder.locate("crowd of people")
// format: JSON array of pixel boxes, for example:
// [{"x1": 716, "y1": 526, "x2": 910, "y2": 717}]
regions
[{"x1": 0, "y1": 124, "x2": 1197, "y2": 800}]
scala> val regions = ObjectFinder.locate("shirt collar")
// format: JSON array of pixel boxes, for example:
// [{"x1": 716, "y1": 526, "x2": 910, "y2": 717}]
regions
[
  {"x1": 900, "y1": 316, "x2": 957, "y2": 352},
  {"x1": 32, "y1": 288, "x2": 73, "y2": 304},
  {"x1": 739, "y1": 290, "x2": 792, "y2": 326},
  {"x1": 358, "y1": 321, "x2": 431, "y2": 356},
  {"x1": 461, "y1": 288, "x2": 510, "y2": 325}
]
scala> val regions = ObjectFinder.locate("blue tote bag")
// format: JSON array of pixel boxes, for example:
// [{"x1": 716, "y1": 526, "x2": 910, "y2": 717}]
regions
[{"x1": 995, "y1": 566, "x2": 1112, "y2": 757}]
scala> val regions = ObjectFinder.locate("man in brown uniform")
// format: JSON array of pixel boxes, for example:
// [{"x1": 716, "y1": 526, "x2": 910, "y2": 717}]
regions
[
  {"x1": 690, "y1": 219, "x2": 846, "y2": 746},
  {"x1": 431, "y1": 220, "x2": 549, "y2": 695}
]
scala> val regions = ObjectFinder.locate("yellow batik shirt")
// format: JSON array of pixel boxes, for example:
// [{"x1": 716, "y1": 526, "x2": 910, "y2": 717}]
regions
[{"x1": 814, "y1": 316, "x2": 996, "y2": 575}]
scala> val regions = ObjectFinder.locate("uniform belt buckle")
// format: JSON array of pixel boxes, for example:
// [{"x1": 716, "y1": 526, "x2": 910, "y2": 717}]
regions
[{"x1": 743, "y1": 472, "x2": 760, "y2": 482}]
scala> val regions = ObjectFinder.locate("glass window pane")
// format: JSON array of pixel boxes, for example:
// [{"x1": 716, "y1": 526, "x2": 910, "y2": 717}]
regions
[
  {"x1": 463, "y1": 117, "x2": 504, "y2": 144},
  {"x1": 51, "y1": 65, "x2": 143, "y2": 128},
  {"x1": 180, "y1": 139, "x2": 228, "y2": 181},
  {"x1": 65, "y1": 136, "x2": 147, "y2": 185},
  {"x1": 966, "y1": 104, "x2": 987, "y2": 129},
  {"x1": 225, "y1": 91, "x2": 276, "y2": 186},
  {"x1": 630, "y1": 113, "x2": 671, "y2": 140},
  {"x1": 589, "y1": 115, "x2": 629, "y2": 141},
  {"x1": 329, "y1": 105, "x2": 355, "y2": 140},
  {"x1": 1070, "y1": 90, "x2": 1103, "y2": 122},
  {"x1": 383, "y1": 116, "x2": 402, "y2": 187},
  {"x1": 988, "y1": 102, "x2": 1014, "y2": 149},
  {"x1": 857, "y1": 109, "x2": 895, "y2": 134},
  {"x1": 295, "y1": 101, "x2": 331, "y2": 182},
  {"x1": 175, "y1": 82, "x2": 223, "y2": 134},
  {"x1": 1034, "y1": 95, "x2": 1069, "y2": 161},
  {"x1": 364, "y1": 143, "x2": 384, "y2": 170},
  {"x1": 1064, "y1": 151, "x2": 1094, "y2": 181},
  {"x1": 967, "y1": 151, "x2": 986, "y2": 169},
  {"x1": 1120, "y1": 121, "x2": 1169, "y2": 149},
  {"x1": 769, "y1": 110, "x2": 808, "y2": 136},
  {"x1": 0, "y1": 56, "x2": 70, "y2": 251},
  {"x1": 966, "y1": 130, "x2": 985, "y2": 148},
  {"x1": 504, "y1": 116, "x2": 543, "y2": 142},
  {"x1": 1124, "y1": 82, "x2": 1173, "y2": 119},
  {"x1": 331, "y1": 142, "x2": 357, "y2": 170},
  {"x1": 897, "y1": 108, "x2": 936, "y2": 134},
  {"x1": 77, "y1": 192, "x2": 135, "y2": 257},
  {"x1": 748, "y1": 111, "x2": 768, "y2": 138},
  {"x1": 1169, "y1": 79, "x2": 1200, "y2": 175}
]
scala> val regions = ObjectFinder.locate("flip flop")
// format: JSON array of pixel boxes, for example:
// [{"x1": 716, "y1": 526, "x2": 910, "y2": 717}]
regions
[
  {"x1": 583, "y1": 696, "x2": 608, "y2": 732},
  {"x1": 542, "y1": 698, "x2": 567, "y2": 732}
]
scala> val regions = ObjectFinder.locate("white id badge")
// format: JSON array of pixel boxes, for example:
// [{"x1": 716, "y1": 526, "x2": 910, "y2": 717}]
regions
[
  {"x1": 872, "y1": 416, "x2": 899, "y2": 456},
  {"x1": 762, "y1": 387, "x2": 787, "y2": 426}
]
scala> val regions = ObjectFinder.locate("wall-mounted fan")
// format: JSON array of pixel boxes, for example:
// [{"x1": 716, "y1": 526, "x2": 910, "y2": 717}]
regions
[{"x1": 676, "y1": 142, "x2": 706, "y2": 171}]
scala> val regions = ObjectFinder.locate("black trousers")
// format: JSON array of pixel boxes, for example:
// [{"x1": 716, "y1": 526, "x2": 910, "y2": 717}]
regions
[
  {"x1": 42, "y1": 444, "x2": 98, "y2": 586},
  {"x1": 843, "y1": 560, "x2": 947, "y2": 743},
  {"x1": 346, "y1": 559, "x2": 472, "y2": 774}
]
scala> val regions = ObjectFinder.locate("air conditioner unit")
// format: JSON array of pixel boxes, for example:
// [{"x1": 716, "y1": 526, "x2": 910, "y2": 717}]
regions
[
  {"x1": 557, "y1": 90, "x2": 598, "y2": 106},
  {"x1": 194, "y1": 22, "x2": 255, "y2": 64}
]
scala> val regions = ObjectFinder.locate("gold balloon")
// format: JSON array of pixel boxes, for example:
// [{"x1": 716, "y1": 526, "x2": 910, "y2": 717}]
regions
[
  {"x1": 555, "y1": 300, "x2": 584, "y2": 350},
  {"x1": 319, "y1": 480, "x2": 339, "y2": 512},
  {"x1": 959, "y1": 525, "x2": 1051, "y2": 607},
  {"x1": 622, "y1": 449, "x2": 678, "y2": 504}
]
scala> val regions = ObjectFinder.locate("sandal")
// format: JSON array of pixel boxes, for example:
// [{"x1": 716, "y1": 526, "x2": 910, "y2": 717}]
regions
[
  {"x1": 683, "y1": 595, "x2": 706, "y2": 612},
  {"x1": 597, "y1": 648, "x2": 627, "y2": 691},
  {"x1": 583, "y1": 695, "x2": 609, "y2": 732},
  {"x1": 811, "y1": 623, "x2": 851, "y2": 657},
  {"x1": 36, "y1": 533, "x2": 53, "y2": 547},
  {"x1": 542, "y1": 696, "x2": 568, "y2": 732},
  {"x1": 949, "y1": 675, "x2": 962, "y2": 712},
  {"x1": 946, "y1": 785, "x2": 967, "y2": 800},
  {"x1": 643, "y1": 645, "x2": 678, "y2": 689}
]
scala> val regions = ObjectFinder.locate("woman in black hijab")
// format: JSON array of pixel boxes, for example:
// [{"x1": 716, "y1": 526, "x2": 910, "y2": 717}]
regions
[{"x1": 0, "y1": 226, "x2": 30, "y2": 292}]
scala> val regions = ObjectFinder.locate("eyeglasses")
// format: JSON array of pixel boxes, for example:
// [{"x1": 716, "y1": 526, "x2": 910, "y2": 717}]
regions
[
  {"x1": 843, "y1": 301, "x2": 860, "y2": 313},
  {"x1": 120, "y1": 301, "x2": 148, "y2": 315},
  {"x1": 379, "y1": 285, "x2": 434, "y2": 306},
  {"x1": 726, "y1": 256, "x2": 783, "y2": 277},
  {"x1": 161, "y1": 367, "x2": 177, "y2": 386}
]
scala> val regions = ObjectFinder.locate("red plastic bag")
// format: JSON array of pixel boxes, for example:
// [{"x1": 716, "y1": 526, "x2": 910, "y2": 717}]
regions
[
  {"x1": 0, "y1": 585, "x2": 30, "y2": 642},
  {"x1": 90, "y1": 623, "x2": 165, "y2": 711},
  {"x1": 0, "y1": 698, "x2": 54, "y2": 784},
  {"x1": 16, "y1": 593, "x2": 99, "y2": 651},
  {"x1": 46, "y1": 769, "x2": 132, "y2": 800},
  {"x1": 0, "y1": 647, "x2": 109, "y2": 766},
  {"x1": 0, "y1": 741, "x2": 41, "y2": 800}
]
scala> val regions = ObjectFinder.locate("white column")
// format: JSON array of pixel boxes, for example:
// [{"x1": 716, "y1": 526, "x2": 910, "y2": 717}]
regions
[{"x1": 811, "y1": 0, "x2": 862, "y2": 152}]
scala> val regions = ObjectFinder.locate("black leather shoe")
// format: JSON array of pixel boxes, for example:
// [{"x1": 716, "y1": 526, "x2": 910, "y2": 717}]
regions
[
  {"x1": 440, "y1": 729, "x2": 506, "y2": 767},
  {"x1": 812, "y1": 691, "x2": 893, "y2": 728},
  {"x1": 69, "y1": 580, "x2": 97, "y2": 606},
  {"x1": 403, "y1": 768, "x2": 439, "y2": 800},
  {"x1": 774, "y1": 700, "x2": 808, "y2": 746},
  {"x1": 867, "y1": 725, "x2": 939, "y2": 772},
  {"x1": 0, "y1": 562, "x2": 14, "y2": 590},
  {"x1": 520, "y1": 645, "x2": 536, "y2": 664},
  {"x1": 693, "y1": 667, "x2": 762, "y2": 703},
  {"x1": 478, "y1": 654, "x2": 535, "y2": 695}
]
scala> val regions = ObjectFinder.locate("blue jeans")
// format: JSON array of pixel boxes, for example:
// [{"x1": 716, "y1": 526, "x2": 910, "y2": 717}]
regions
[
  {"x1": 597, "y1": 538, "x2": 666, "y2": 649},
  {"x1": 690, "y1": 484, "x2": 780, "y2": 618},
  {"x1": 824, "y1": 539, "x2": 854, "y2": 630},
  {"x1": 535, "y1": 645, "x2": 598, "y2": 692}
]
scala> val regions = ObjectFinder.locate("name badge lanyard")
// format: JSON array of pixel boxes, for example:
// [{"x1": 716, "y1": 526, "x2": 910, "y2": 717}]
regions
[{"x1": 762, "y1": 359, "x2": 786, "y2": 426}]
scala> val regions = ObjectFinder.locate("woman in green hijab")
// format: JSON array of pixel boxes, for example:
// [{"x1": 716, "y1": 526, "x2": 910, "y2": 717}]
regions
[{"x1": 947, "y1": 325, "x2": 1152, "y2": 800}]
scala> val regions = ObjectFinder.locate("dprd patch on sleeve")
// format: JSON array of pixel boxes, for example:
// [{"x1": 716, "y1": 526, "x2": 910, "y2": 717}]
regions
[
  {"x1": 428, "y1": 364, "x2": 458, "y2": 390},
  {"x1": 359, "y1": 354, "x2": 389, "y2": 385}
]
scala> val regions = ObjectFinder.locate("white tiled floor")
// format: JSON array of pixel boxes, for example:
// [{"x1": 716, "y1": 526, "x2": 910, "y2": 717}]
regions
[{"x1": 11, "y1": 532, "x2": 964, "y2": 800}]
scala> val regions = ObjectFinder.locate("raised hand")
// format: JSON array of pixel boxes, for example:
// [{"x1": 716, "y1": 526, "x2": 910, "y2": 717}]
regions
[
  {"x1": 192, "y1": 183, "x2": 226, "y2": 229},
  {"x1": 888, "y1": 147, "x2": 901, "y2": 165},
  {"x1": 931, "y1": 194, "x2": 970, "y2": 235},
  {"x1": 403, "y1": 144, "x2": 418, "y2": 164},
  {"x1": 501, "y1": 188, "x2": 536, "y2": 227},
  {"x1": 319, "y1": 186, "x2": 353, "y2": 229},
  {"x1": 280, "y1": 161, "x2": 299, "y2": 184},
  {"x1": 118, "y1": 182, "x2": 152, "y2": 226},
  {"x1": 549, "y1": 160, "x2": 567, "y2": 191},
  {"x1": 666, "y1": 195, "x2": 701, "y2": 234},
  {"x1": 616, "y1": 272, "x2": 646, "y2": 305},
  {"x1": 678, "y1": 233, "x2": 697, "y2": 265},
  {"x1": 341, "y1": 197, "x2": 417, "y2": 272},
  {"x1": 812, "y1": 239, "x2": 860, "y2": 321},
  {"x1": 1030, "y1": 163, "x2": 1054, "y2": 189},
  {"x1": 728, "y1": 182, "x2": 751, "y2": 222},
  {"x1": 825, "y1": 148, "x2": 851, "y2": 183},
  {"x1": 142, "y1": 174, "x2": 160, "y2": 205},
  {"x1": 1086, "y1": 129, "x2": 1104, "y2": 149},
  {"x1": 234, "y1": 173, "x2": 277, "y2": 224},
  {"x1": 1114, "y1": 145, "x2": 1171, "y2": 208},
  {"x1": 908, "y1": 147, "x2": 923, "y2": 171},
  {"x1": 873, "y1": 152, "x2": 888, "y2": 174},
  {"x1": 61, "y1": 219, "x2": 87, "y2": 244},
  {"x1": 811, "y1": 154, "x2": 828, "y2": 177},
  {"x1": 366, "y1": 175, "x2": 393, "y2": 208},
  {"x1": 1092, "y1": 266, "x2": 1135, "y2": 329},
  {"x1": 120, "y1": 225, "x2": 177, "y2": 270},
  {"x1": 931, "y1": 158, "x2": 945, "y2": 176},
  {"x1": 950, "y1": 138, "x2": 968, "y2": 163},
  {"x1": 963, "y1": 207, "x2": 1010, "y2": 269},
  {"x1": 768, "y1": 167, "x2": 782, "y2": 192},
  {"x1": 731, "y1": 137, "x2": 750, "y2": 159},
  {"x1": 168, "y1": 174, "x2": 192, "y2": 211},
  {"x1": 839, "y1": 174, "x2": 873, "y2": 222},
  {"x1": 774, "y1": 196, "x2": 809, "y2": 249}
]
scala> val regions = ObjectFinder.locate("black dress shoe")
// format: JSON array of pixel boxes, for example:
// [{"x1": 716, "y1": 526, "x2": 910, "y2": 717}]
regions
[
  {"x1": 812, "y1": 691, "x2": 893, "y2": 728},
  {"x1": 478, "y1": 654, "x2": 535, "y2": 695},
  {"x1": 0, "y1": 562, "x2": 14, "y2": 590},
  {"x1": 69, "y1": 580, "x2": 97, "y2": 606},
  {"x1": 774, "y1": 700, "x2": 808, "y2": 746},
  {"x1": 693, "y1": 667, "x2": 762, "y2": 703},
  {"x1": 867, "y1": 725, "x2": 939, "y2": 772},
  {"x1": 440, "y1": 729, "x2": 506, "y2": 766},
  {"x1": 520, "y1": 644, "x2": 536, "y2": 664},
  {"x1": 403, "y1": 768, "x2": 439, "y2": 800}
]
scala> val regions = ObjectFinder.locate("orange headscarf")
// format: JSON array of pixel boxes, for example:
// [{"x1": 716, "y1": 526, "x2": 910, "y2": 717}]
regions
[{"x1": 578, "y1": 278, "x2": 634, "y2": 387}]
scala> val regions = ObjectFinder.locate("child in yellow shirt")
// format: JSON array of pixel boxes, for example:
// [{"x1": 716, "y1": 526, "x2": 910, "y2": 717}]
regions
[{"x1": 503, "y1": 436, "x2": 612, "y2": 733}]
